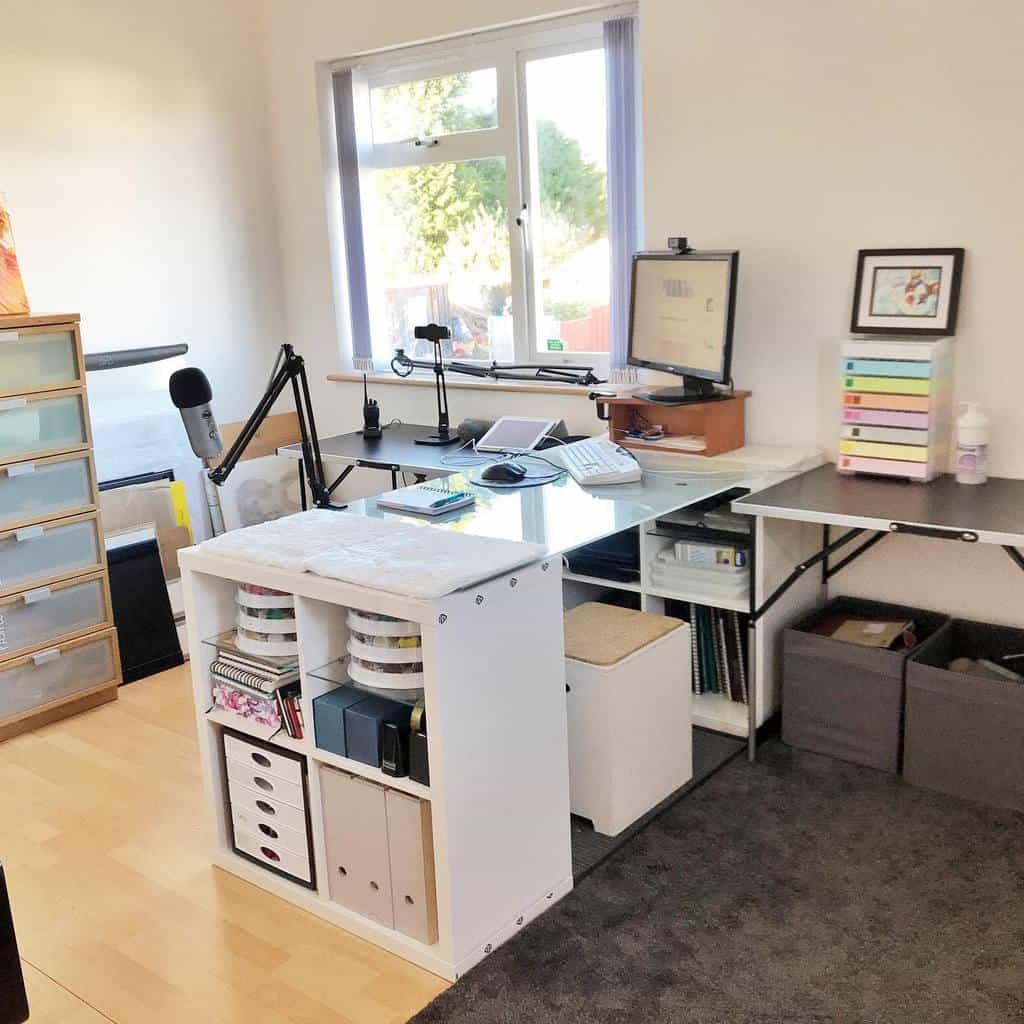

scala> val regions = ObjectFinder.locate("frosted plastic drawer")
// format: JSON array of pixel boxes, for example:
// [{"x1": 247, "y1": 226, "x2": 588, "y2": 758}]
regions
[
  {"x1": 224, "y1": 732, "x2": 303, "y2": 785},
  {"x1": 226, "y1": 757, "x2": 306, "y2": 809},
  {"x1": 227, "y1": 779, "x2": 307, "y2": 834},
  {"x1": 0, "y1": 571, "x2": 110, "y2": 661},
  {"x1": 0, "y1": 514, "x2": 103, "y2": 597},
  {"x1": 0, "y1": 453, "x2": 96, "y2": 531},
  {"x1": 0, "y1": 328, "x2": 82, "y2": 397},
  {"x1": 0, "y1": 390, "x2": 89, "y2": 462},
  {"x1": 232, "y1": 805, "x2": 308, "y2": 855},
  {"x1": 234, "y1": 825, "x2": 312, "y2": 883},
  {"x1": 0, "y1": 629, "x2": 117, "y2": 721}
]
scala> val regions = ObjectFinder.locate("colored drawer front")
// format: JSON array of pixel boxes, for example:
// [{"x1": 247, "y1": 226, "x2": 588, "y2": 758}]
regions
[
  {"x1": 839, "y1": 440, "x2": 927, "y2": 463},
  {"x1": 843, "y1": 393, "x2": 930, "y2": 413},
  {"x1": 0, "y1": 513, "x2": 103, "y2": 597},
  {"x1": 0, "y1": 453, "x2": 96, "y2": 531},
  {"x1": 841, "y1": 340, "x2": 942, "y2": 362},
  {"x1": 842, "y1": 408, "x2": 929, "y2": 430},
  {"x1": 842, "y1": 359, "x2": 931, "y2": 378},
  {"x1": 843, "y1": 376, "x2": 930, "y2": 396},
  {"x1": 838, "y1": 455, "x2": 930, "y2": 480},
  {"x1": 0, "y1": 390, "x2": 89, "y2": 463},
  {"x1": 0, "y1": 629, "x2": 118, "y2": 722},
  {"x1": 841, "y1": 425, "x2": 931, "y2": 446},
  {"x1": 0, "y1": 328, "x2": 82, "y2": 397},
  {"x1": 0, "y1": 572, "x2": 110, "y2": 662}
]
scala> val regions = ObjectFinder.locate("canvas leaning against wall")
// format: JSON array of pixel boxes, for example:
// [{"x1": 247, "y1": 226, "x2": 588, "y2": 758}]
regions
[{"x1": 0, "y1": 197, "x2": 30, "y2": 315}]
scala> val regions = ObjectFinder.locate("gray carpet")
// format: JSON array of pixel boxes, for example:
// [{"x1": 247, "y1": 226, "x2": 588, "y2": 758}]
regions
[{"x1": 412, "y1": 740, "x2": 1024, "y2": 1024}]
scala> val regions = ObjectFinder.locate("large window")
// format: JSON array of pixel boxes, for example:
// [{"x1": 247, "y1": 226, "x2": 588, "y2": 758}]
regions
[{"x1": 336, "y1": 12, "x2": 636, "y2": 370}]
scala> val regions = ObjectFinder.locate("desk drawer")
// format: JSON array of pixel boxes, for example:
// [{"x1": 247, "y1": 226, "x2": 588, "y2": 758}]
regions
[
  {"x1": 0, "y1": 571, "x2": 111, "y2": 662},
  {"x1": 234, "y1": 825, "x2": 312, "y2": 884},
  {"x1": 227, "y1": 779, "x2": 308, "y2": 834},
  {"x1": 0, "y1": 513, "x2": 104, "y2": 598},
  {"x1": 224, "y1": 732, "x2": 303, "y2": 786},
  {"x1": 231, "y1": 805, "x2": 308, "y2": 855},
  {"x1": 0, "y1": 390, "x2": 89, "y2": 463},
  {"x1": 0, "y1": 452, "x2": 97, "y2": 532},
  {"x1": 842, "y1": 375, "x2": 931, "y2": 396},
  {"x1": 226, "y1": 757, "x2": 305, "y2": 810},
  {"x1": 0, "y1": 628, "x2": 118, "y2": 722},
  {"x1": 0, "y1": 327, "x2": 83, "y2": 398}
]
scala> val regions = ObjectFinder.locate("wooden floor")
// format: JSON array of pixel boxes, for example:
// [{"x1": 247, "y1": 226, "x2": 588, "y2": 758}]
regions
[{"x1": 1, "y1": 665, "x2": 448, "y2": 1024}]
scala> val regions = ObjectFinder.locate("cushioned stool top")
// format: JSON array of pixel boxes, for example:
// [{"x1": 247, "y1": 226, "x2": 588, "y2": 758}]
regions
[{"x1": 564, "y1": 602, "x2": 683, "y2": 666}]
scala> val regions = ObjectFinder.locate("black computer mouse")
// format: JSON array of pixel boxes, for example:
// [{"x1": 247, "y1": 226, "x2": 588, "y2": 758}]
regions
[{"x1": 481, "y1": 460, "x2": 528, "y2": 483}]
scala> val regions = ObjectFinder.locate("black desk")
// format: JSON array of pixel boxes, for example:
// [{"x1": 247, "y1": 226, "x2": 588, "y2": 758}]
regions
[
  {"x1": 733, "y1": 464, "x2": 1024, "y2": 621},
  {"x1": 277, "y1": 423, "x2": 459, "y2": 502}
]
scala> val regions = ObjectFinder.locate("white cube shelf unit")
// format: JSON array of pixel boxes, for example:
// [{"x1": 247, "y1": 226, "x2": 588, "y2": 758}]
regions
[{"x1": 180, "y1": 546, "x2": 572, "y2": 981}]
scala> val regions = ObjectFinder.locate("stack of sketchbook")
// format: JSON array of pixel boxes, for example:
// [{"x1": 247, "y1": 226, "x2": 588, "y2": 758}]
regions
[
  {"x1": 210, "y1": 631, "x2": 304, "y2": 738},
  {"x1": 687, "y1": 604, "x2": 748, "y2": 705}
]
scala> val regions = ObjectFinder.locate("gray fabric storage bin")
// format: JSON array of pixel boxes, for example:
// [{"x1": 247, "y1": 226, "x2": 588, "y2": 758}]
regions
[
  {"x1": 782, "y1": 597, "x2": 948, "y2": 772},
  {"x1": 905, "y1": 619, "x2": 1024, "y2": 812}
]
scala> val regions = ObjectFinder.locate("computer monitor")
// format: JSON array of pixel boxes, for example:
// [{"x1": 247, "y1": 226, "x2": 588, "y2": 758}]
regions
[{"x1": 627, "y1": 250, "x2": 739, "y2": 403}]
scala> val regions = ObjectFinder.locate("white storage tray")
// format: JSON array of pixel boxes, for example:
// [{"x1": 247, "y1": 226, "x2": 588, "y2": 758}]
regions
[
  {"x1": 234, "y1": 824, "x2": 312, "y2": 883},
  {"x1": 226, "y1": 757, "x2": 306, "y2": 809},
  {"x1": 347, "y1": 610, "x2": 421, "y2": 638},
  {"x1": 347, "y1": 636, "x2": 423, "y2": 665},
  {"x1": 228, "y1": 779, "x2": 307, "y2": 834},
  {"x1": 236, "y1": 610, "x2": 298, "y2": 634},
  {"x1": 348, "y1": 658, "x2": 425, "y2": 692},
  {"x1": 224, "y1": 732, "x2": 303, "y2": 785}
]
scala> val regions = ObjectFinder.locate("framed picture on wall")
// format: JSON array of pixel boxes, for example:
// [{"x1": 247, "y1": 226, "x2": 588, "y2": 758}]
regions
[{"x1": 851, "y1": 248, "x2": 964, "y2": 336}]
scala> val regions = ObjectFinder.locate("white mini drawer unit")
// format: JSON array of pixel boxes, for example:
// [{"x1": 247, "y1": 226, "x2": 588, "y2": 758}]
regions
[{"x1": 223, "y1": 730, "x2": 314, "y2": 887}]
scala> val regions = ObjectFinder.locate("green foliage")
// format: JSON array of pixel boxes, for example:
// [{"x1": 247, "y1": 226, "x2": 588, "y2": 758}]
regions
[{"x1": 375, "y1": 71, "x2": 607, "y2": 274}]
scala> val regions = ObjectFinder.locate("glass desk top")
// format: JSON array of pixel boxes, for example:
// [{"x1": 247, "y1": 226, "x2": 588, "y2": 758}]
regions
[{"x1": 344, "y1": 453, "x2": 762, "y2": 557}]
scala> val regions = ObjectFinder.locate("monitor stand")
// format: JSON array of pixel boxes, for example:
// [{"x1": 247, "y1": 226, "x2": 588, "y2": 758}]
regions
[{"x1": 640, "y1": 375, "x2": 727, "y2": 405}]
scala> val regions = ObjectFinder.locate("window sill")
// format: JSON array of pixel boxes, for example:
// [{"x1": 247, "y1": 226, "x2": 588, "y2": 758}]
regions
[{"x1": 327, "y1": 372, "x2": 598, "y2": 398}]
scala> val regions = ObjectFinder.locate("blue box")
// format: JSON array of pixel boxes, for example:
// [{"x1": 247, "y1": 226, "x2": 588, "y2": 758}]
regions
[
  {"x1": 344, "y1": 696, "x2": 409, "y2": 767},
  {"x1": 312, "y1": 687, "x2": 365, "y2": 757}
]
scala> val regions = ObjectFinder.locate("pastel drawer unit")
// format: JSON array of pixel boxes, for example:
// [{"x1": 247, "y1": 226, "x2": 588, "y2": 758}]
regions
[
  {"x1": 842, "y1": 408, "x2": 929, "y2": 430},
  {"x1": 843, "y1": 393, "x2": 930, "y2": 413},
  {"x1": 841, "y1": 425, "x2": 931, "y2": 446},
  {"x1": 228, "y1": 779, "x2": 308, "y2": 834},
  {"x1": 0, "y1": 324, "x2": 84, "y2": 398},
  {"x1": 0, "y1": 570, "x2": 112, "y2": 662},
  {"x1": 0, "y1": 389, "x2": 90, "y2": 463},
  {"x1": 233, "y1": 825, "x2": 312, "y2": 884},
  {"x1": 226, "y1": 750, "x2": 306, "y2": 809},
  {"x1": 0, "y1": 452, "x2": 98, "y2": 531},
  {"x1": 0, "y1": 512, "x2": 104, "y2": 598},
  {"x1": 839, "y1": 440, "x2": 928, "y2": 463},
  {"x1": 0, "y1": 628, "x2": 119, "y2": 726},
  {"x1": 842, "y1": 359, "x2": 932, "y2": 379},
  {"x1": 837, "y1": 455, "x2": 930, "y2": 481},
  {"x1": 842, "y1": 375, "x2": 931, "y2": 396},
  {"x1": 224, "y1": 731, "x2": 304, "y2": 786}
]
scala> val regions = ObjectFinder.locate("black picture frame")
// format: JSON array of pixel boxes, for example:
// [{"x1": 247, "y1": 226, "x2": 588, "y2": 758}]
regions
[{"x1": 850, "y1": 248, "x2": 964, "y2": 336}]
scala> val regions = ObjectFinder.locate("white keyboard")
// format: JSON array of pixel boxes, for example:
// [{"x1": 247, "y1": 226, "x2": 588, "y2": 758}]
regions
[{"x1": 561, "y1": 438, "x2": 642, "y2": 486}]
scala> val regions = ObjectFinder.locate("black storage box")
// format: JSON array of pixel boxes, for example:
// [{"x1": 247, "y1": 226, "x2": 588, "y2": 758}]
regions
[
  {"x1": 904, "y1": 618, "x2": 1024, "y2": 812},
  {"x1": 782, "y1": 597, "x2": 948, "y2": 772}
]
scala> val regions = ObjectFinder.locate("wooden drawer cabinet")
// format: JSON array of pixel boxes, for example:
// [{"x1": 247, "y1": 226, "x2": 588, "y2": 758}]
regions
[{"x1": 0, "y1": 312, "x2": 118, "y2": 741}]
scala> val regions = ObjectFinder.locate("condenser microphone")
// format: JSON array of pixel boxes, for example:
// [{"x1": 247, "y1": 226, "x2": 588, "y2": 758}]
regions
[{"x1": 169, "y1": 367, "x2": 224, "y2": 460}]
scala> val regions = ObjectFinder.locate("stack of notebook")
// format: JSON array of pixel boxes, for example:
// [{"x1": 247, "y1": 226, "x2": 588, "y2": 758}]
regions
[
  {"x1": 687, "y1": 604, "x2": 748, "y2": 704},
  {"x1": 210, "y1": 632, "x2": 304, "y2": 738}
]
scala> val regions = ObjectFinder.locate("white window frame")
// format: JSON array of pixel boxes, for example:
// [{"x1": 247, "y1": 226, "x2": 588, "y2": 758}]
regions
[{"x1": 334, "y1": 6, "x2": 635, "y2": 375}]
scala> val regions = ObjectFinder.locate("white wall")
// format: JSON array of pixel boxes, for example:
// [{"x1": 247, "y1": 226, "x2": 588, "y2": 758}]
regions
[{"x1": 1, "y1": 0, "x2": 285, "y2": 425}]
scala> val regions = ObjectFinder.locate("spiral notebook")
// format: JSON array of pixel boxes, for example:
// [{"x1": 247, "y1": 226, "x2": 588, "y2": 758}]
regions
[{"x1": 376, "y1": 481, "x2": 476, "y2": 516}]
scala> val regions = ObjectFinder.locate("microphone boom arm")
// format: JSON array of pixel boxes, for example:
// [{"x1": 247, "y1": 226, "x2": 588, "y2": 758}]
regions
[
  {"x1": 208, "y1": 344, "x2": 343, "y2": 511},
  {"x1": 391, "y1": 349, "x2": 605, "y2": 387}
]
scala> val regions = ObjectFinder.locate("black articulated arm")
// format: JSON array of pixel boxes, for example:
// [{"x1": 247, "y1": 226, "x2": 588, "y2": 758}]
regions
[
  {"x1": 391, "y1": 349, "x2": 603, "y2": 387},
  {"x1": 208, "y1": 344, "x2": 345, "y2": 510}
]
